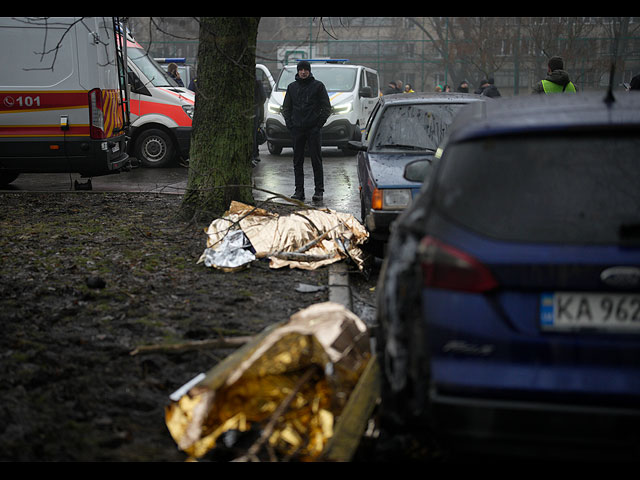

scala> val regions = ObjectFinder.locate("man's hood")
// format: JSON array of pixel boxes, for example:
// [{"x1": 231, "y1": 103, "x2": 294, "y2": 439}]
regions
[{"x1": 547, "y1": 69, "x2": 571, "y2": 86}]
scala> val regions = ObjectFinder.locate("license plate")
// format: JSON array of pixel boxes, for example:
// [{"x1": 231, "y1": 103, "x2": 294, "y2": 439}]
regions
[{"x1": 540, "y1": 292, "x2": 640, "y2": 332}]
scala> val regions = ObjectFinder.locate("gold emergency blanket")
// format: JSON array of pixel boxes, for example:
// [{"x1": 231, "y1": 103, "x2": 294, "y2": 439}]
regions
[
  {"x1": 165, "y1": 302, "x2": 371, "y2": 461},
  {"x1": 198, "y1": 201, "x2": 368, "y2": 271}
]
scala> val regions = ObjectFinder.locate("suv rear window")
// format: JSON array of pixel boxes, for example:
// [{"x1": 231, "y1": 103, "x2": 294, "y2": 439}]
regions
[{"x1": 434, "y1": 134, "x2": 640, "y2": 244}]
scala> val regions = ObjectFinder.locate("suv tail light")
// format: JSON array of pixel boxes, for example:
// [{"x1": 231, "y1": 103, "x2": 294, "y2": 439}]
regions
[
  {"x1": 419, "y1": 236, "x2": 498, "y2": 292},
  {"x1": 88, "y1": 88, "x2": 105, "y2": 139}
]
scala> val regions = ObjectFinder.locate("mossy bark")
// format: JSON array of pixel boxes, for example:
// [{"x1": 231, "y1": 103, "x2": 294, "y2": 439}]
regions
[{"x1": 181, "y1": 17, "x2": 260, "y2": 221}]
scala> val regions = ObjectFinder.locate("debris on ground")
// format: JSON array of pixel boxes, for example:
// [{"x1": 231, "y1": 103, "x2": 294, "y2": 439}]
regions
[
  {"x1": 165, "y1": 302, "x2": 380, "y2": 462},
  {"x1": 198, "y1": 201, "x2": 368, "y2": 272},
  {"x1": 0, "y1": 192, "x2": 338, "y2": 461}
]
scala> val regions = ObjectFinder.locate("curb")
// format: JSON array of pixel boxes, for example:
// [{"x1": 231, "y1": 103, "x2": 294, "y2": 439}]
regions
[{"x1": 328, "y1": 262, "x2": 352, "y2": 311}]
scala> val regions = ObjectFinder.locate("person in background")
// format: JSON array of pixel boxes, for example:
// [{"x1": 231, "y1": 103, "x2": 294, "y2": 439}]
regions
[
  {"x1": 252, "y1": 77, "x2": 266, "y2": 167},
  {"x1": 167, "y1": 63, "x2": 184, "y2": 87},
  {"x1": 476, "y1": 78, "x2": 501, "y2": 97},
  {"x1": 188, "y1": 69, "x2": 198, "y2": 93},
  {"x1": 457, "y1": 80, "x2": 469, "y2": 93},
  {"x1": 404, "y1": 83, "x2": 414, "y2": 93},
  {"x1": 383, "y1": 81, "x2": 398, "y2": 95},
  {"x1": 532, "y1": 56, "x2": 576, "y2": 94}
]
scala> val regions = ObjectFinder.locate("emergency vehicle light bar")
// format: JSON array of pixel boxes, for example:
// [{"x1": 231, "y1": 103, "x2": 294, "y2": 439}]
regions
[
  {"x1": 154, "y1": 58, "x2": 186, "y2": 64},
  {"x1": 294, "y1": 58, "x2": 349, "y2": 64}
]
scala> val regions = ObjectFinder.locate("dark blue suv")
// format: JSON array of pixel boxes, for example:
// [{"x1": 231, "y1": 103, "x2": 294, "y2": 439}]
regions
[{"x1": 376, "y1": 92, "x2": 640, "y2": 459}]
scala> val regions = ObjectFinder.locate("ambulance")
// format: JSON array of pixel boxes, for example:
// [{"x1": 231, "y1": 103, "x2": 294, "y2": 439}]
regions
[
  {"x1": 125, "y1": 33, "x2": 194, "y2": 167},
  {"x1": 0, "y1": 17, "x2": 129, "y2": 186}
]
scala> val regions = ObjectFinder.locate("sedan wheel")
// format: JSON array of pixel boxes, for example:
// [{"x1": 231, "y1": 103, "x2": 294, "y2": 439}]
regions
[{"x1": 267, "y1": 141, "x2": 282, "y2": 155}]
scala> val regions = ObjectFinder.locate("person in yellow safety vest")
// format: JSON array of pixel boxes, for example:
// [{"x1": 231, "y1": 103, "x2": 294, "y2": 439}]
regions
[{"x1": 532, "y1": 56, "x2": 577, "y2": 94}]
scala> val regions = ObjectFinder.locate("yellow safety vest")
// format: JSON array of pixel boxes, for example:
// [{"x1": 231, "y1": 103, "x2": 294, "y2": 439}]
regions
[{"x1": 542, "y1": 79, "x2": 576, "y2": 93}]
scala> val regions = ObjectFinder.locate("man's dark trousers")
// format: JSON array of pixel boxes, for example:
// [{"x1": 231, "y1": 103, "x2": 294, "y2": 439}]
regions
[{"x1": 292, "y1": 126, "x2": 323, "y2": 195}]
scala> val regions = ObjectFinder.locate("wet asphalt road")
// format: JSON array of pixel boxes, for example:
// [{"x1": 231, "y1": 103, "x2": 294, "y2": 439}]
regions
[{"x1": 1, "y1": 144, "x2": 361, "y2": 219}]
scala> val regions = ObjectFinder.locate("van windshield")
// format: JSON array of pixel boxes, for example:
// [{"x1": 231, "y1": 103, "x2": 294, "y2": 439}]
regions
[
  {"x1": 276, "y1": 66, "x2": 357, "y2": 92},
  {"x1": 128, "y1": 48, "x2": 179, "y2": 88}
]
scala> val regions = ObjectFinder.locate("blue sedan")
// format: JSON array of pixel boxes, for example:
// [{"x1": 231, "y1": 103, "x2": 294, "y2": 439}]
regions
[
  {"x1": 352, "y1": 93, "x2": 488, "y2": 255},
  {"x1": 376, "y1": 92, "x2": 640, "y2": 459}
]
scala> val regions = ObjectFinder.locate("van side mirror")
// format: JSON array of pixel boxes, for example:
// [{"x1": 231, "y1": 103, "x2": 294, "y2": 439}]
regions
[{"x1": 359, "y1": 86, "x2": 373, "y2": 98}]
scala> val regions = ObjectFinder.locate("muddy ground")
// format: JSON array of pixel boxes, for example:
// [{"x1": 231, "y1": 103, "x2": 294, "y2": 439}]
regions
[{"x1": 0, "y1": 191, "x2": 388, "y2": 461}]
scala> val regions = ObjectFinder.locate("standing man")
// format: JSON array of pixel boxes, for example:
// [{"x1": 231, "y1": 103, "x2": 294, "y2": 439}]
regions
[
  {"x1": 281, "y1": 60, "x2": 332, "y2": 202},
  {"x1": 532, "y1": 56, "x2": 576, "y2": 94},
  {"x1": 253, "y1": 77, "x2": 266, "y2": 166}
]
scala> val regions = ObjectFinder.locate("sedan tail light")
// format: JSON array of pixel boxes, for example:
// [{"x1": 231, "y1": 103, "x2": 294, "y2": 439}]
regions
[{"x1": 419, "y1": 236, "x2": 498, "y2": 292}]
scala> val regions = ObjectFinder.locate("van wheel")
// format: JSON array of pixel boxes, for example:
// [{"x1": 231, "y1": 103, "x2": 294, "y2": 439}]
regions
[
  {"x1": 267, "y1": 141, "x2": 282, "y2": 155},
  {"x1": 136, "y1": 129, "x2": 175, "y2": 167}
]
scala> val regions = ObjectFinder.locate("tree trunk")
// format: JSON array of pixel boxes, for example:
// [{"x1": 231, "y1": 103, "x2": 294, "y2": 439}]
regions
[{"x1": 180, "y1": 17, "x2": 260, "y2": 221}]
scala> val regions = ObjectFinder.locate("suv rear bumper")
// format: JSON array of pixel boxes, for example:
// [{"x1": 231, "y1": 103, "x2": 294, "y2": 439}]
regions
[{"x1": 431, "y1": 389, "x2": 640, "y2": 459}]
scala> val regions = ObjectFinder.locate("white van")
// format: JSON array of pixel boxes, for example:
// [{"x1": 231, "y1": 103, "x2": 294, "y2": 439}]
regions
[
  {"x1": 125, "y1": 34, "x2": 195, "y2": 167},
  {"x1": 256, "y1": 64, "x2": 275, "y2": 128},
  {"x1": 0, "y1": 17, "x2": 129, "y2": 185},
  {"x1": 265, "y1": 60, "x2": 380, "y2": 155}
]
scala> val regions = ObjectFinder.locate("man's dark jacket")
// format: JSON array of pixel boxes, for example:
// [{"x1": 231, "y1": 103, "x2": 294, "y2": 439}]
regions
[{"x1": 281, "y1": 73, "x2": 332, "y2": 131}]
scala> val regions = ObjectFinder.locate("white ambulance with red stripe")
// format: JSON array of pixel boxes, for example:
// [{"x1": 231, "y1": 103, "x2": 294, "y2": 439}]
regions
[
  {"x1": 125, "y1": 33, "x2": 194, "y2": 168},
  {"x1": 0, "y1": 17, "x2": 130, "y2": 186}
]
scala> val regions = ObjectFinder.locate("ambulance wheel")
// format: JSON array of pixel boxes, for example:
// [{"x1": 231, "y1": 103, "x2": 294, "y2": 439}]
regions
[{"x1": 136, "y1": 129, "x2": 175, "y2": 168}]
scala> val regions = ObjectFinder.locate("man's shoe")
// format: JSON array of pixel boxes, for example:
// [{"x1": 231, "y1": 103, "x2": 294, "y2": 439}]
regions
[
  {"x1": 291, "y1": 191, "x2": 305, "y2": 201},
  {"x1": 312, "y1": 192, "x2": 323, "y2": 202}
]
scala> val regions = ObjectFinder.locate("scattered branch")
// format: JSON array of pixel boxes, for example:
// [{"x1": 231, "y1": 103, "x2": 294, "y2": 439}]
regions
[{"x1": 129, "y1": 336, "x2": 253, "y2": 356}]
